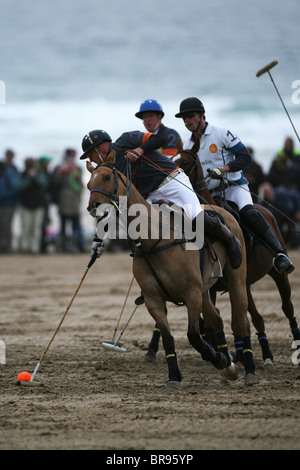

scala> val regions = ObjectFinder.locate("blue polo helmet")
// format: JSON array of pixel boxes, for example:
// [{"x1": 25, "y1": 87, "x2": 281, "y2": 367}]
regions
[{"x1": 135, "y1": 99, "x2": 164, "y2": 119}]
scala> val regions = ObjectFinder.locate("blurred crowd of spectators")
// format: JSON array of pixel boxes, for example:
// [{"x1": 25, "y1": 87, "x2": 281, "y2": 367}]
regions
[
  {"x1": 244, "y1": 137, "x2": 300, "y2": 248},
  {"x1": 0, "y1": 147, "x2": 90, "y2": 254}
]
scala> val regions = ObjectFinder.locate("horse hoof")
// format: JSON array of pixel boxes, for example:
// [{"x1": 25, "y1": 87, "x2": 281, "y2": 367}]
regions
[
  {"x1": 244, "y1": 373, "x2": 260, "y2": 386},
  {"x1": 237, "y1": 361, "x2": 245, "y2": 375},
  {"x1": 166, "y1": 380, "x2": 181, "y2": 389},
  {"x1": 144, "y1": 351, "x2": 156, "y2": 363},
  {"x1": 222, "y1": 362, "x2": 239, "y2": 381},
  {"x1": 263, "y1": 358, "x2": 274, "y2": 371}
]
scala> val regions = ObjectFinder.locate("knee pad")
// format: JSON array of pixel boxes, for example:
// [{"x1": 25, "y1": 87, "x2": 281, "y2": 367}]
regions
[{"x1": 240, "y1": 204, "x2": 268, "y2": 234}]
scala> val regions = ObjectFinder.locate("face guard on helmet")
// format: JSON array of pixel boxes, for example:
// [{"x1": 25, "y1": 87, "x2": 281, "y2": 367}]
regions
[
  {"x1": 80, "y1": 130, "x2": 112, "y2": 160},
  {"x1": 135, "y1": 99, "x2": 164, "y2": 119}
]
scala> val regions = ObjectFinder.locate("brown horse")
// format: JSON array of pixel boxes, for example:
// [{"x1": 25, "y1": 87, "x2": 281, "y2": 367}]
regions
[
  {"x1": 86, "y1": 150, "x2": 259, "y2": 387},
  {"x1": 172, "y1": 138, "x2": 300, "y2": 367}
]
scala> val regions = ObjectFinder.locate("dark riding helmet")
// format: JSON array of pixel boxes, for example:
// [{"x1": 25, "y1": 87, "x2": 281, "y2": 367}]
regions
[
  {"x1": 175, "y1": 97, "x2": 205, "y2": 118},
  {"x1": 80, "y1": 130, "x2": 112, "y2": 160}
]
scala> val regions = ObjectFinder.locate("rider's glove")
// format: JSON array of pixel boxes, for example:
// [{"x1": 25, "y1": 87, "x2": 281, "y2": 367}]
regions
[
  {"x1": 91, "y1": 237, "x2": 105, "y2": 258},
  {"x1": 209, "y1": 167, "x2": 226, "y2": 179}
]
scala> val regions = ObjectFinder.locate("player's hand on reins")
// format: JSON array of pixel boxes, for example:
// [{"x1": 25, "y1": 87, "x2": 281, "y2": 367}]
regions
[
  {"x1": 208, "y1": 166, "x2": 228, "y2": 179},
  {"x1": 125, "y1": 148, "x2": 143, "y2": 162}
]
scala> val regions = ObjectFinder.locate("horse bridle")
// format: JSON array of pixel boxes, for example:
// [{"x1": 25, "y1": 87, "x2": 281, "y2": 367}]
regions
[
  {"x1": 89, "y1": 164, "x2": 131, "y2": 212},
  {"x1": 176, "y1": 149, "x2": 207, "y2": 195}
]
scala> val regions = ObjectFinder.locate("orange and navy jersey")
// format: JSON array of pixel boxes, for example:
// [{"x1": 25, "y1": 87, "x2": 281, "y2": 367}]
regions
[
  {"x1": 157, "y1": 124, "x2": 182, "y2": 158},
  {"x1": 112, "y1": 131, "x2": 178, "y2": 197}
]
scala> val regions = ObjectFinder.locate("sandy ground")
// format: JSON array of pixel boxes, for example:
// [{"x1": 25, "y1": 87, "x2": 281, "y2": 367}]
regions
[{"x1": 1, "y1": 249, "x2": 300, "y2": 451}]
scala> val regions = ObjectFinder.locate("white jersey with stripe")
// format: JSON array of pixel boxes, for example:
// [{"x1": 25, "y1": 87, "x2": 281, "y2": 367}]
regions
[{"x1": 183, "y1": 123, "x2": 248, "y2": 191}]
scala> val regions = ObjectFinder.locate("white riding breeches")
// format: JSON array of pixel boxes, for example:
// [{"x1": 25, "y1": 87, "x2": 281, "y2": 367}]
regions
[
  {"x1": 212, "y1": 183, "x2": 253, "y2": 211},
  {"x1": 146, "y1": 170, "x2": 202, "y2": 221}
]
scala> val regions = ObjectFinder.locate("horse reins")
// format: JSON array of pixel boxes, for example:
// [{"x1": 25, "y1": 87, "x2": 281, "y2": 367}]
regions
[{"x1": 89, "y1": 164, "x2": 132, "y2": 212}]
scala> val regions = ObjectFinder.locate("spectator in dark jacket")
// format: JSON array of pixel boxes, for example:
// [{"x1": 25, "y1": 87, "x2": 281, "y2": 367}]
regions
[
  {"x1": 52, "y1": 149, "x2": 85, "y2": 252},
  {"x1": 0, "y1": 149, "x2": 19, "y2": 253},
  {"x1": 18, "y1": 157, "x2": 48, "y2": 253}
]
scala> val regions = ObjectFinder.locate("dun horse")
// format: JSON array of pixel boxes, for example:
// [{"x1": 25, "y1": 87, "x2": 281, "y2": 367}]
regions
[
  {"x1": 172, "y1": 138, "x2": 300, "y2": 367},
  {"x1": 86, "y1": 150, "x2": 259, "y2": 387}
]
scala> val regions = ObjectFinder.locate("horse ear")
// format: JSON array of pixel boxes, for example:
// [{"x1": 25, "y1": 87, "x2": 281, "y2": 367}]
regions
[
  {"x1": 86, "y1": 161, "x2": 95, "y2": 173},
  {"x1": 105, "y1": 149, "x2": 116, "y2": 165},
  {"x1": 191, "y1": 128, "x2": 202, "y2": 154},
  {"x1": 177, "y1": 138, "x2": 183, "y2": 151}
]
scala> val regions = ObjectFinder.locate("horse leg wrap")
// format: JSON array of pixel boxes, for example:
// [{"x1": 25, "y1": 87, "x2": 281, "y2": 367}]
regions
[
  {"x1": 147, "y1": 328, "x2": 161, "y2": 354},
  {"x1": 242, "y1": 336, "x2": 256, "y2": 375},
  {"x1": 216, "y1": 331, "x2": 231, "y2": 366},
  {"x1": 166, "y1": 353, "x2": 182, "y2": 382},
  {"x1": 188, "y1": 330, "x2": 224, "y2": 367},
  {"x1": 257, "y1": 332, "x2": 273, "y2": 362},
  {"x1": 199, "y1": 316, "x2": 206, "y2": 336},
  {"x1": 234, "y1": 335, "x2": 244, "y2": 364},
  {"x1": 199, "y1": 317, "x2": 218, "y2": 350},
  {"x1": 290, "y1": 317, "x2": 300, "y2": 341}
]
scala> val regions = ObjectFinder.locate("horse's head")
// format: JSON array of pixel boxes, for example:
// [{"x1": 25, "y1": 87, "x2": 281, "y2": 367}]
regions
[
  {"x1": 173, "y1": 149, "x2": 196, "y2": 178},
  {"x1": 172, "y1": 132, "x2": 202, "y2": 185},
  {"x1": 171, "y1": 133, "x2": 212, "y2": 202},
  {"x1": 86, "y1": 149, "x2": 121, "y2": 221}
]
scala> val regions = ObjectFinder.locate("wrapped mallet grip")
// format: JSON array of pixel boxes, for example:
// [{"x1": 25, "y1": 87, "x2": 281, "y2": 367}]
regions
[
  {"x1": 87, "y1": 252, "x2": 98, "y2": 269},
  {"x1": 256, "y1": 60, "x2": 278, "y2": 77}
]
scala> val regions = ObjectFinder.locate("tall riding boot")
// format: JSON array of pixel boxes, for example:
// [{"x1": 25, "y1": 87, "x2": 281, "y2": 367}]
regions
[
  {"x1": 240, "y1": 205, "x2": 295, "y2": 275},
  {"x1": 203, "y1": 212, "x2": 242, "y2": 269}
]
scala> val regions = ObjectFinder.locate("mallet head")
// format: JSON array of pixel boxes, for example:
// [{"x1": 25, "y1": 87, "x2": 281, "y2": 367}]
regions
[
  {"x1": 256, "y1": 60, "x2": 278, "y2": 77},
  {"x1": 16, "y1": 380, "x2": 45, "y2": 387}
]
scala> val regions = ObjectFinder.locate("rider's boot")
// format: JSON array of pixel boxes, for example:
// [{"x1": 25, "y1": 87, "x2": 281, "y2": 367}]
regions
[
  {"x1": 203, "y1": 211, "x2": 242, "y2": 269},
  {"x1": 240, "y1": 204, "x2": 294, "y2": 274}
]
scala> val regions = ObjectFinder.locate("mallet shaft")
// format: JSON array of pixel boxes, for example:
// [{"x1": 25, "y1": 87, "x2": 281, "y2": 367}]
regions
[
  {"x1": 30, "y1": 362, "x2": 41, "y2": 382},
  {"x1": 112, "y1": 275, "x2": 135, "y2": 342},
  {"x1": 30, "y1": 254, "x2": 98, "y2": 381},
  {"x1": 256, "y1": 60, "x2": 300, "y2": 144}
]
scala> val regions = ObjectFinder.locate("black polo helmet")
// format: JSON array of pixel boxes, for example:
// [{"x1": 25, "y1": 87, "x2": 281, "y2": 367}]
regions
[
  {"x1": 80, "y1": 130, "x2": 112, "y2": 160},
  {"x1": 175, "y1": 97, "x2": 205, "y2": 118}
]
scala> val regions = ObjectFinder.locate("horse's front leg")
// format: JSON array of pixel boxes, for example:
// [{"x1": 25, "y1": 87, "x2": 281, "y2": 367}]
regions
[
  {"x1": 228, "y1": 279, "x2": 260, "y2": 386},
  {"x1": 186, "y1": 297, "x2": 227, "y2": 370},
  {"x1": 144, "y1": 324, "x2": 161, "y2": 362},
  {"x1": 202, "y1": 292, "x2": 239, "y2": 381},
  {"x1": 146, "y1": 302, "x2": 182, "y2": 388},
  {"x1": 144, "y1": 304, "x2": 168, "y2": 363}
]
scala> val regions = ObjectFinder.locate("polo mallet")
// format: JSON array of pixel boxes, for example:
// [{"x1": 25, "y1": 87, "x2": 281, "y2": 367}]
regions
[
  {"x1": 16, "y1": 253, "x2": 98, "y2": 387},
  {"x1": 102, "y1": 274, "x2": 135, "y2": 346},
  {"x1": 256, "y1": 60, "x2": 300, "y2": 144},
  {"x1": 102, "y1": 304, "x2": 138, "y2": 352}
]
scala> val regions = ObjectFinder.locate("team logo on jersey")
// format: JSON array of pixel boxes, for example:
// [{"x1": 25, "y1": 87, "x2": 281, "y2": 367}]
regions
[{"x1": 209, "y1": 144, "x2": 218, "y2": 153}]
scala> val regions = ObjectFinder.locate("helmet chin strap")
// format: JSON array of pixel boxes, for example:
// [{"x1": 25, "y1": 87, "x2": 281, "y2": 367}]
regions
[
  {"x1": 95, "y1": 146, "x2": 105, "y2": 164},
  {"x1": 153, "y1": 117, "x2": 162, "y2": 133},
  {"x1": 185, "y1": 114, "x2": 204, "y2": 134}
]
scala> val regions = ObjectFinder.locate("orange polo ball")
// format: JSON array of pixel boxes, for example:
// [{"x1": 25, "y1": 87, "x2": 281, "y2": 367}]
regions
[{"x1": 17, "y1": 371, "x2": 32, "y2": 381}]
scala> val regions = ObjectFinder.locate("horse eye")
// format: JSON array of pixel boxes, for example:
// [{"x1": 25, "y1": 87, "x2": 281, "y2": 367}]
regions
[{"x1": 104, "y1": 174, "x2": 111, "y2": 181}]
